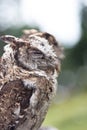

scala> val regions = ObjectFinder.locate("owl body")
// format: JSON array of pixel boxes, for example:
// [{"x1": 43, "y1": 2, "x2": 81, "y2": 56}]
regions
[{"x1": 0, "y1": 29, "x2": 63, "y2": 130}]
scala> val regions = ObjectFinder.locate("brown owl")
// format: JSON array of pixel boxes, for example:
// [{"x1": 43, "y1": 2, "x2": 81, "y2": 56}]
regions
[{"x1": 0, "y1": 29, "x2": 63, "y2": 130}]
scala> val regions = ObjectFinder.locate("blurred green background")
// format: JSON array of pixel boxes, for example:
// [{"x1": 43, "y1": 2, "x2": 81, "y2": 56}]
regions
[
  {"x1": 0, "y1": 0, "x2": 87, "y2": 130},
  {"x1": 44, "y1": 6, "x2": 87, "y2": 130}
]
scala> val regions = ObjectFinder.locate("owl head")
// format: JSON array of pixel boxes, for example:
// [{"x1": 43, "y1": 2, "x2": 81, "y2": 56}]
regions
[{"x1": 0, "y1": 29, "x2": 63, "y2": 75}]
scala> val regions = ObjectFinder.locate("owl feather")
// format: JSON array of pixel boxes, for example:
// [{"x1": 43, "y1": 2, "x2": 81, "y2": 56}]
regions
[{"x1": 0, "y1": 29, "x2": 63, "y2": 130}]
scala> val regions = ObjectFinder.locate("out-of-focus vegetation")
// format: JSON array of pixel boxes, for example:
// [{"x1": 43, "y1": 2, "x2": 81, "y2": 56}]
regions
[
  {"x1": 0, "y1": 1, "x2": 87, "y2": 130},
  {"x1": 43, "y1": 6, "x2": 87, "y2": 129},
  {"x1": 43, "y1": 92, "x2": 87, "y2": 130},
  {"x1": 58, "y1": 6, "x2": 87, "y2": 95}
]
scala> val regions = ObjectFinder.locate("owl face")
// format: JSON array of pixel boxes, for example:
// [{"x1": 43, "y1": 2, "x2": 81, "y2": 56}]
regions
[{"x1": 0, "y1": 32, "x2": 63, "y2": 74}]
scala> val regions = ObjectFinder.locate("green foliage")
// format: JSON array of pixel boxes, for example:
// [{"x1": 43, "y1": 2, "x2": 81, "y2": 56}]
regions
[
  {"x1": 43, "y1": 92, "x2": 87, "y2": 130},
  {"x1": 0, "y1": 25, "x2": 39, "y2": 37},
  {"x1": 59, "y1": 6, "x2": 87, "y2": 91},
  {"x1": 61, "y1": 6, "x2": 87, "y2": 72}
]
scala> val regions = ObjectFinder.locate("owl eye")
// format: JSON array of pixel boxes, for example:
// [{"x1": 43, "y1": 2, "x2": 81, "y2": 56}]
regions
[
  {"x1": 33, "y1": 51, "x2": 42, "y2": 55},
  {"x1": 30, "y1": 49, "x2": 44, "y2": 59}
]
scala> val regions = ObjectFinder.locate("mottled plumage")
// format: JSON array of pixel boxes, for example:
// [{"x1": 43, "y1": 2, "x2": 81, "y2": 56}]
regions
[{"x1": 0, "y1": 29, "x2": 63, "y2": 130}]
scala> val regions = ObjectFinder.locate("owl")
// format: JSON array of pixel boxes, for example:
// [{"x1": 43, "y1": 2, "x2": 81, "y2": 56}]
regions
[{"x1": 0, "y1": 29, "x2": 63, "y2": 130}]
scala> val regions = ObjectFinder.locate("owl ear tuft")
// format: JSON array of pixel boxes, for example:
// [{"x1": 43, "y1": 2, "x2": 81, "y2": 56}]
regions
[
  {"x1": 42, "y1": 33, "x2": 58, "y2": 46},
  {"x1": 0, "y1": 35, "x2": 30, "y2": 47},
  {"x1": 0, "y1": 35, "x2": 17, "y2": 44}
]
